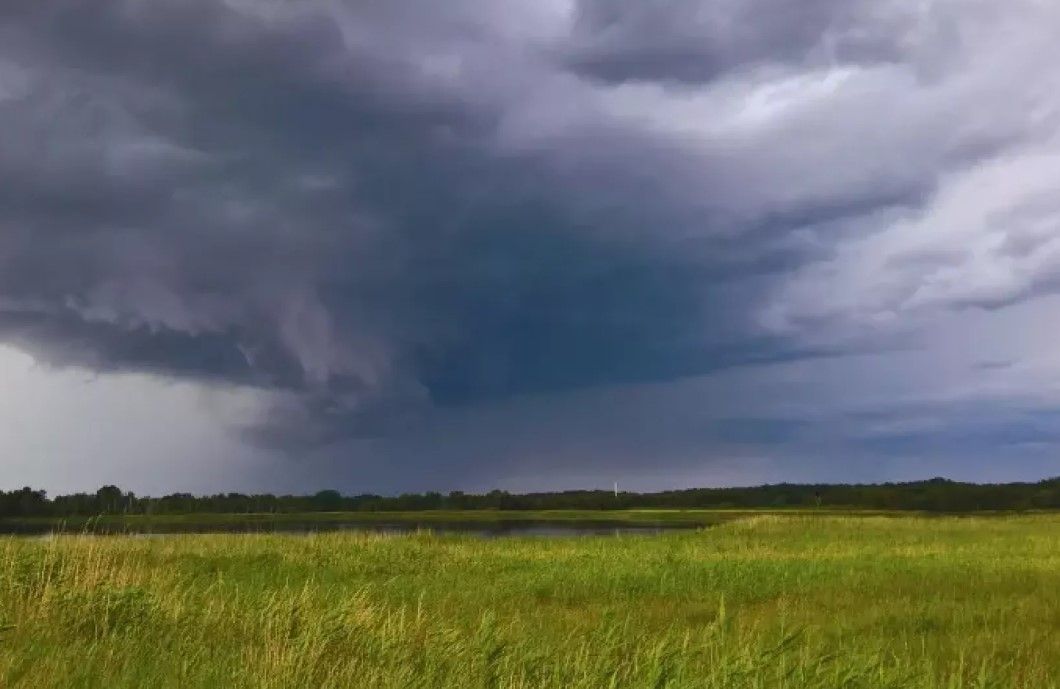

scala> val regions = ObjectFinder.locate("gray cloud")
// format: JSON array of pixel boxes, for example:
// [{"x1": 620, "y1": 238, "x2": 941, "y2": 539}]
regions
[
  {"x1": 0, "y1": 0, "x2": 782, "y2": 440},
  {"x1": 563, "y1": 0, "x2": 918, "y2": 84},
  {"x1": 2, "y1": 0, "x2": 1059, "y2": 486}
]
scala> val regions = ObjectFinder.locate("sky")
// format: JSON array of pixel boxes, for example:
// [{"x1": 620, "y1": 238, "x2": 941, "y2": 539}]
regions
[{"x1": 2, "y1": 0, "x2": 1059, "y2": 495}]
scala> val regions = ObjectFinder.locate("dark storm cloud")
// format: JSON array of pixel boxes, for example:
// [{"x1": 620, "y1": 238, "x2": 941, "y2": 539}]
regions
[
  {"x1": 3, "y1": 0, "x2": 1059, "y2": 476},
  {"x1": 0, "y1": 0, "x2": 812, "y2": 447},
  {"x1": 0, "y1": 307, "x2": 253, "y2": 382}
]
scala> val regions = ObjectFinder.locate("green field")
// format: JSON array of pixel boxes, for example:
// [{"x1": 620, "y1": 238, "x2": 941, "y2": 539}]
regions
[{"x1": 1, "y1": 514, "x2": 1057, "y2": 688}]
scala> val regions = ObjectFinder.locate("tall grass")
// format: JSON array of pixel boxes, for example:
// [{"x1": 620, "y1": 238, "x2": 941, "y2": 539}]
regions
[{"x1": 1, "y1": 515, "x2": 1057, "y2": 688}]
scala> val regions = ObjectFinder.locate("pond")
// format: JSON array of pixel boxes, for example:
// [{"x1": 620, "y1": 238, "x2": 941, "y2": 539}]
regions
[{"x1": 0, "y1": 519, "x2": 705, "y2": 538}]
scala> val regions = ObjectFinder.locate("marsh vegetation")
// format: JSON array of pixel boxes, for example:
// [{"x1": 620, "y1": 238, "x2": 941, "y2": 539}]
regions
[{"x1": 1, "y1": 514, "x2": 1057, "y2": 688}]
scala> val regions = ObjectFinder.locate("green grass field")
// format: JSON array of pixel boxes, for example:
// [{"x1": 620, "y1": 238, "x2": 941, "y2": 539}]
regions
[{"x1": 1, "y1": 514, "x2": 1057, "y2": 688}]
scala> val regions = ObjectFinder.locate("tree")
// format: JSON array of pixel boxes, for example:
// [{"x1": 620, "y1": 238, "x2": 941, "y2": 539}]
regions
[
  {"x1": 96, "y1": 485, "x2": 124, "y2": 514},
  {"x1": 311, "y1": 490, "x2": 343, "y2": 511}
]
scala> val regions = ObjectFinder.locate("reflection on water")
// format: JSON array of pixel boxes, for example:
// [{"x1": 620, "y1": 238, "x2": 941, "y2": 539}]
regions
[{"x1": 2, "y1": 520, "x2": 703, "y2": 538}]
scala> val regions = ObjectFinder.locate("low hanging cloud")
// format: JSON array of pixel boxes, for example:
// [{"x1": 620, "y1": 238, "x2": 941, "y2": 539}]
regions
[{"x1": 2, "y1": 0, "x2": 1060, "y2": 470}]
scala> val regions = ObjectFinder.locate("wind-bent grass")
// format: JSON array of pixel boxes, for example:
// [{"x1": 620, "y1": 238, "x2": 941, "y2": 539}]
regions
[{"x1": 1, "y1": 515, "x2": 1057, "y2": 688}]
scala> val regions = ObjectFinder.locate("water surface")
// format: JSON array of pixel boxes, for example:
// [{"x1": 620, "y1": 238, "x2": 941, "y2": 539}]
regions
[{"x1": 1, "y1": 519, "x2": 703, "y2": 538}]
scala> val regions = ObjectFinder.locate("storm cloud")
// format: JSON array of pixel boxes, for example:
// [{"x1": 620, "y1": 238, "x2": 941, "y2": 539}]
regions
[{"x1": 2, "y1": 0, "x2": 1059, "y2": 491}]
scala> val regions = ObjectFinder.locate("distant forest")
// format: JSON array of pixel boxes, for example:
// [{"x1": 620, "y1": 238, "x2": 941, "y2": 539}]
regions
[{"x1": 1, "y1": 478, "x2": 1058, "y2": 518}]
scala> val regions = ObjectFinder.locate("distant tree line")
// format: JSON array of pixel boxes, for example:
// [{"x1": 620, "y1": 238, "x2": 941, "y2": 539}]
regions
[{"x1": 1, "y1": 477, "x2": 1057, "y2": 518}]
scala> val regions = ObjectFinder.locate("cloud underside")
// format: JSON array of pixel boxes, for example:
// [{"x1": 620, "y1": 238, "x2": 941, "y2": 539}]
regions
[{"x1": 3, "y1": 0, "x2": 1060, "y2": 466}]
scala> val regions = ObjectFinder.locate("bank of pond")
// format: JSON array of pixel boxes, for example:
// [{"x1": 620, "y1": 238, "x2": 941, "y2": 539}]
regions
[{"x1": 0, "y1": 507, "x2": 1045, "y2": 536}]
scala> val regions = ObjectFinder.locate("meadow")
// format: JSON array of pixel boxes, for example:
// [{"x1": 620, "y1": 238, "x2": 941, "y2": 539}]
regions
[{"x1": 0, "y1": 514, "x2": 1057, "y2": 688}]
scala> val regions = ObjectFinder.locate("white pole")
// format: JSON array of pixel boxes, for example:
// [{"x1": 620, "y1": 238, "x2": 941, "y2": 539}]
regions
[{"x1": 613, "y1": 481, "x2": 618, "y2": 498}]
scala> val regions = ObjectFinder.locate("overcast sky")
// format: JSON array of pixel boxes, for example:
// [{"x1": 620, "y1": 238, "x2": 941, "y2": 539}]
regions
[{"x1": 2, "y1": 0, "x2": 1059, "y2": 495}]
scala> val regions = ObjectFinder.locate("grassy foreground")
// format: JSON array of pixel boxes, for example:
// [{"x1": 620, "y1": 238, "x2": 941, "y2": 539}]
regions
[{"x1": 1, "y1": 515, "x2": 1057, "y2": 688}]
